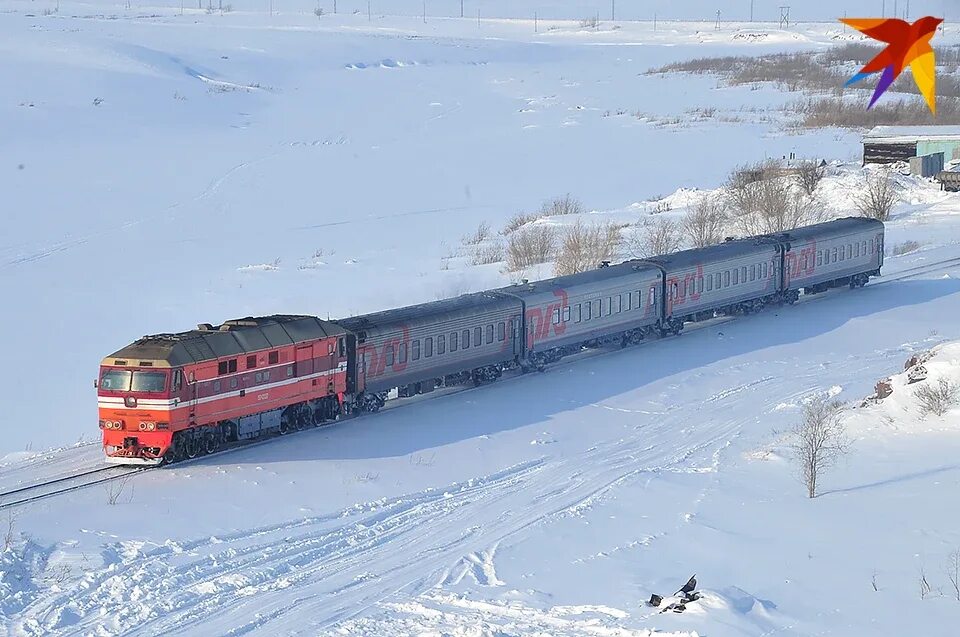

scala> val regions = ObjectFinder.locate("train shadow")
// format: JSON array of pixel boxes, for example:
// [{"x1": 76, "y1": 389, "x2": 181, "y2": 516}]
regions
[{"x1": 190, "y1": 277, "x2": 960, "y2": 465}]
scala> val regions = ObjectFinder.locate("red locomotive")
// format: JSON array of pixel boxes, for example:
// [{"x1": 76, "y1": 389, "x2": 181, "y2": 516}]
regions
[{"x1": 98, "y1": 316, "x2": 351, "y2": 464}]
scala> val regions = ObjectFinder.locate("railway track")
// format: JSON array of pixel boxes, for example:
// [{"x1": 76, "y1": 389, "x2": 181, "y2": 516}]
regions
[
  {"x1": 0, "y1": 466, "x2": 150, "y2": 510},
  {"x1": 4, "y1": 252, "x2": 959, "y2": 510}
]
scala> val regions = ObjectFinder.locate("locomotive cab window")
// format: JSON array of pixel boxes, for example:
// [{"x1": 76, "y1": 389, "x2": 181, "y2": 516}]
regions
[
  {"x1": 247, "y1": 355, "x2": 257, "y2": 369},
  {"x1": 268, "y1": 351, "x2": 279, "y2": 365}
]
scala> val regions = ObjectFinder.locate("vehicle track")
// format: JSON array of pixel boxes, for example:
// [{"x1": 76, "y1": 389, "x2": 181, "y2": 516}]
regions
[{"x1": 0, "y1": 466, "x2": 150, "y2": 510}]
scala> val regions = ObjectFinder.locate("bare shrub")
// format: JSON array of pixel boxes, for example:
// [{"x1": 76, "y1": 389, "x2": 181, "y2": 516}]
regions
[
  {"x1": 506, "y1": 224, "x2": 558, "y2": 271},
  {"x1": 579, "y1": 15, "x2": 598, "y2": 29},
  {"x1": 106, "y1": 475, "x2": 133, "y2": 505},
  {"x1": 855, "y1": 169, "x2": 898, "y2": 222},
  {"x1": 915, "y1": 378, "x2": 960, "y2": 418},
  {"x1": 795, "y1": 160, "x2": 826, "y2": 196},
  {"x1": 891, "y1": 240, "x2": 921, "y2": 256},
  {"x1": 946, "y1": 548, "x2": 960, "y2": 601},
  {"x1": 540, "y1": 194, "x2": 583, "y2": 217},
  {"x1": 554, "y1": 221, "x2": 623, "y2": 276},
  {"x1": 790, "y1": 396, "x2": 848, "y2": 498},
  {"x1": 629, "y1": 217, "x2": 681, "y2": 258},
  {"x1": 502, "y1": 211, "x2": 543, "y2": 235},
  {"x1": 314, "y1": 6, "x2": 324, "y2": 17},
  {"x1": 728, "y1": 174, "x2": 820, "y2": 235},
  {"x1": 682, "y1": 194, "x2": 727, "y2": 248},
  {"x1": 920, "y1": 566, "x2": 933, "y2": 599},
  {"x1": 462, "y1": 221, "x2": 492, "y2": 245},
  {"x1": 3, "y1": 511, "x2": 18, "y2": 550},
  {"x1": 471, "y1": 241, "x2": 505, "y2": 265}
]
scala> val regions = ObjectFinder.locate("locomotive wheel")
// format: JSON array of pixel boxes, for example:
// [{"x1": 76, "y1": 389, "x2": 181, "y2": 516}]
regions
[
  {"x1": 185, "y1": 436, "x2": 200, "y2": 459},
  {"x1": 279, "y1": 415, "x2": 291, "y2": 435},
  {"x1": 295, "y1": 408, "x2": 307, "y2": 431},
  {"x1": 204, "y1": 433, "x2": 218, "y2": 455}
]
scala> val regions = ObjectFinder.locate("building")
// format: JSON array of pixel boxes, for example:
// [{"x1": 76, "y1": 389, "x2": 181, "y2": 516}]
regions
[{"x1": 862, "y1": 126, "x2": 960, "y2": 165}]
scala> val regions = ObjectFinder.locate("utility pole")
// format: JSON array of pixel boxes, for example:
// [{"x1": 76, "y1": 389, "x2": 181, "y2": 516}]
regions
[
  {"x1": 422, "y1": 0, "x2": 425, "y2": 23},
  {"x1": 534, "y1": 11, "x2": 537, "y2": 32},
  {"x1": 611, "y1": 0, "x2": 615, "y2": 21},
  {"x1": 367, "y1": 0, "x2": 371, "y2": 20},
  {"x1": 893, "y1": 0, "x2": 897, "y2": 19},
  {"x1": 477, "y1": 8, "x2": 480, "y2": 28},
  {"x1": 715, "y1": 9, "x2": 721, "y2": 30},
  {"x1": 654, "y1": 11, "x2": 657, "y2": 31},
  {"x1": 779, "y1": 5, "x2": 790, "y2": 29},
  {"x1": 905, "y1": 0, "x2": 910, "y2": 20},
  {"x1": 881, "y1": 0, "x2": 885, "y2": 17},
  {"x1": 750, "y1": 0, "x2": 753, "y2": 22},
  {"x1": 460, "y1": 0, "x2": 463, "y2": 18},
  {"x1": 333, "y1": 0, "x2": 336, "y2": 13}
]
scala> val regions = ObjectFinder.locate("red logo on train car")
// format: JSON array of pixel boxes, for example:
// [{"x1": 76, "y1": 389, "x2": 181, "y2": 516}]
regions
[
  {"x1": 526, "y1": 289, "x2": 569, "y2": 347},
  {"x1": 362, "y1": 325, "x2": 412, "y2": 378}
]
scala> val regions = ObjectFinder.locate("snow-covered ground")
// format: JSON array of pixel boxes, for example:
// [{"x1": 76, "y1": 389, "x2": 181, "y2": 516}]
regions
[{"x1": 4, "y1": 4, "x2": 960, "y2": 636}]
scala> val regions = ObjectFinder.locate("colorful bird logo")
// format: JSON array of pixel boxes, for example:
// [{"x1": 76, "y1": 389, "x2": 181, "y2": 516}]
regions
[{"x1": 840, "y1": 16, "x2": 943, "y2": 114}]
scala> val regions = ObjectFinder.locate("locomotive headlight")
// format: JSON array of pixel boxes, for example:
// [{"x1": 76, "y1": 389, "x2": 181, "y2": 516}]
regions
[{"x1": 145, "y1": 422, "x2": 156, "y2": 431}]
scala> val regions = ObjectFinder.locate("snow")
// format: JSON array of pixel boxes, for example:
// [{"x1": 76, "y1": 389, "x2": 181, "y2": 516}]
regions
[{"x1": 4, "y1": 4, "x2": 960, "y2": 637}]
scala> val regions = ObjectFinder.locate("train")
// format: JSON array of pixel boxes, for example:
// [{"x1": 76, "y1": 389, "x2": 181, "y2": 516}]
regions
[{"x1": 97, "y1": 217, "x2": 884, "y2": 465}]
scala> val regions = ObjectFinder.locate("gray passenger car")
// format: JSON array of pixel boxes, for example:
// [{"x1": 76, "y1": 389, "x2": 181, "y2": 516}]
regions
[
  {"x1": 335, "y1": 292, "x2": 522, "y2": 401},
  {"x1": 781, "y1": 217, "x2": 884, "y2": 292},
  {"x1": 495, "y1": 261, "x2": 664, "y2": 362},
  {"x1": 641, "y1": 237, "x2": 784, "y2": 328}
]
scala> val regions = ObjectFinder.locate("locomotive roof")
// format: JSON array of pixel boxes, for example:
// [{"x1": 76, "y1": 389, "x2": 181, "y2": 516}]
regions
[
  {"x1": 494, "y1": 259, "x2": 661, "y2": 300},
  {"x1": 335, "y1": 292, "x2": 517, "y2": 333},
  {"x1": 103, "y1": 315, "x2": 347, "y2": 367}
]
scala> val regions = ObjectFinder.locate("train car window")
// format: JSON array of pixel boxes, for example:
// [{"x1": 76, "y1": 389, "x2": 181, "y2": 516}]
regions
[
  {"x1": 486, "y1": 324, "x2": 494, "y2": 343},
  {"x1": 462, "y1": 329, "x2": 471, "y2": 349},
  {"x1": 862, "y1": 240, "x2": 867, "y2": 255},
  {"x1": 733, "y1": 269, "x2": 739, "y2": 285},
  {"x1": 359, "y1": 354, "x2": 366, "y2": 374},
  {"x1": 869, "y1": 239, "x2": 874, "y2": 254},
  {"x1": 724, "y1": 271, "x2": 730, "y2": 287},
  {"x1": 594, "y1": 299, "x2": 601, "y2": 318},
  {"x1": 438, "y1": 334, "x2": 446, "y2": 354},
  {"x1": 399, "y1": 343, "x2": 407, "y2": 364},
  {"x1": 575, "y1": 304, "x2": 582, "y2": 322},
  {"x1": 562, "y1": 306, "x2": 571, "y2": 322},
  {"x1": 497, "y1": 322, "x2": 506, "y2": 341},
  {"x1": 268, "y1": 351, "x2": 279, "y2": 365},
  {"x1": 247, "y1": 355, "x2": 257, "y2": 369},
  {"x1": 624, "y1": 292, "x2": 632, "y2": 311},
  {"x1": 740, "y1": 266, "x2": 747, "y2": 283},
  {"x1": 553, "y1": 308, "x2": 561, "y2": 325},
  {"x1": 385, "y1": 344, "x2": 395, "y2": 366},
  {"x1": 474, "y1": 326, "x2": 482, "y2": 346},
  {"x1": 672, "y1": 282, "x2": 678, "y2": 299},
  {"x1": 218, "y1": 361, "x2": 228, "y2": 375},
  {"x1": 854, "y1": 242, "x2": 859, "y2": 258},
  {"x1": 816, "y1": 251, "x2": 822, "y2": 266},
  {"x1": 636, "y1": 290, "x2": 643, "y2": 309},
  {"x1": 750, "y1": 265, "x2": 756, "y2": 281},
  {"x1": 173, "y1": 370, "x2": 182, "y2": 391},
  {"x1": 412, "y1": 339, "x2": 420, "y2": 361},
  {"x1": 451, "y1": 332, "x2": 458, "y2": 352},
  {"x1": 847, "y1": 243, "x2": 852, "y2": 258},
  {"x1": 839, "y1": 247, "x2": 845, "y2": 261},
  {"x1": 425, "y1": 337, "x2": 433, "y2": 357},
  {"x1": 614, "y1": 295, "x2": 621, "y2": 313},
  {"x1": 698, "y1": 277, "x2": 704, "y2": 293},
  {"x1": 649, "y1": 286, "x2": 656, "y2": 306},
  {"x1": 584, "y1": 301, "x2": 592, "y2": 321},
  {"x1": 229, "y1": 359, "x2": 238, "y2": 373},
  {"x1": 831, "y1": 247, "x2": 837, "y2": 262},
  {"x1": 706, "y1": 275, "x2": 713, "y2": 292}
]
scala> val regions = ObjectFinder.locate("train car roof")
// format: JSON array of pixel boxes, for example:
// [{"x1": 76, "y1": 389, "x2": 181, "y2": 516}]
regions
[
  {"x1": 640, "y1": 233, "x2": 782, "y2": 271},
  {"x1": 493, "y1": 259, "x2": 661, "y2": 300},
  {"x1": 102, "y1": 315, "x2": 347, "y2": 367},
  {"x1": 334, "y1": 292, "x2": 519, "y2": 335},
  {"x1": 778, "y1": 217, "x2": 883, "y2": 242}
]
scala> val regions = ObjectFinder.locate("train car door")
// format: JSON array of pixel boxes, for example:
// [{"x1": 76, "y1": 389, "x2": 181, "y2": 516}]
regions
[{"x1": 345, "y1": 334, "x2": 361, "y2": 394}]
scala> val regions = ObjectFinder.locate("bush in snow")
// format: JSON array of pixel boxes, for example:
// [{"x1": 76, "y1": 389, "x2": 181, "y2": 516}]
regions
[
  {"x1": 790, "y1": 396, "x2": 848, "y2": 498},
  {"x1": 794, "y1": 160, "x2": 826, "y2": 196},
  {"x1": 628, "y1": 216, "x2": 681, "y2": 258},
  {"x1": 540, "y1": 194, "x2": 583, "y2": 217},
  {"x1": 554, "y1": 221, "x2": 623, "y2": 276},
  {"x1": 682, "y1": 194, "x2": 727, "y2": 248},
  {"x1": 855, "y1": 169, "x2": 898, "y2": 222},
  {"x1": 892, "y1": 240, "x2": 921, "y2": 256},
  {"x1": 914, "y1": 378, "x2": 959, "y2": 418},
  {"x1": 506, "y1": 224, "x2": 558, "y2": 271},
  {"x1": 471, "y1": 241, "x2": 505, "y2": 265},
  {"x1": 462, "y1": 221, "x2": 492, "y2": 246},
  {"x1": 725, "y1": 160, "x2": 823, "y2": 234}
]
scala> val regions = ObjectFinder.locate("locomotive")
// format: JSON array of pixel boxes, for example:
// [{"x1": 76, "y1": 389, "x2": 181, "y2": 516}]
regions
[{"x1": 98, "y1": 217, "x2": 884, "y2": 464}]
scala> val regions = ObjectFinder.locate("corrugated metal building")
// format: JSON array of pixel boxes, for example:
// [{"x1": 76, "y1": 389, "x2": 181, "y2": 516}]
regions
[{"x1": 863, "y1": 126, "x2": 960, "y2": 164}]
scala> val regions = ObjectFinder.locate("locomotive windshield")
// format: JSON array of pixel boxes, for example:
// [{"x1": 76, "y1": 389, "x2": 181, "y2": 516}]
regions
[{"x1": 99, "y1": 370, "x2": 167, "y2": 393}]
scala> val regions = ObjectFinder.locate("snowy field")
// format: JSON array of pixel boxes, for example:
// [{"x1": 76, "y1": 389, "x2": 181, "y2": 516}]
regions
[{"x1": 4, "y1": 2, "x2": 960, "y2": 636}]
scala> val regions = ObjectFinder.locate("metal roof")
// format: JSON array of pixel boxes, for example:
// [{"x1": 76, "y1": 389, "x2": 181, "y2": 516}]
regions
[
  {"x1": 864, "y1": 126, "x2": 960, "y2": 143},
  {"x1": 103, "y1": 315, "x2": 346, "y2": 367},
  {"x1": 334, "y1": 292, "x2": 517, "y2": 334},
  {"x1": 639, "y1": 233, "x2": 781, "y2": 270},
  {"x1": 494, "y1": 259, "x2": 661, "y2": 299},
  {"x1": 778, "y1": 217, "x2": 883, "y2": 242}
]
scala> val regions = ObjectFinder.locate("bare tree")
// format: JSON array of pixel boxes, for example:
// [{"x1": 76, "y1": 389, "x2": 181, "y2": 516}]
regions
[
  {"x1": 506, "y1": 224, "x2": 559, "y2": 271},
  {"x1": 920, "y1": 565, "x2": 933, "y2": 599},
  {"x1": 105, "y1": 475, "x2": 134, "y2": 505},
  {"x1": 3, "y1": 511, "x2": 18, "y2": 550},
  {"x1": 915, "y1": 378, "x2": 960, "y2": 417},
  {"x1": 790, "y1": 396, "x2": 849, "y2": 498},
  {"x1": 795, "y1": 160, "x2": 826, "y2": 196},
  {"x1": 855, "y1": 169, "x2": 898, "y2": 221},
  {"x1": 683, "y1": 194, "x2": 727, "y2": 248},
  {"x1": 462, "y1": 221, "x2": 492, "y2": 245},
  {"x1": 554, "y1": 221, "x2": 623, "y2": 276},
  {"x1": 946, "y1": 548, "x2": 960, "y2": 601},
  {"x1": 629, "y1": 217, "x2": 682, "y2": 258}
]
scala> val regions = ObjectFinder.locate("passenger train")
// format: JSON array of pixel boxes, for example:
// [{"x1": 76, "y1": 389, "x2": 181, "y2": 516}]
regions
[{"x1": 97, "y1": 217, "x2": 884, "y2": 464}]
